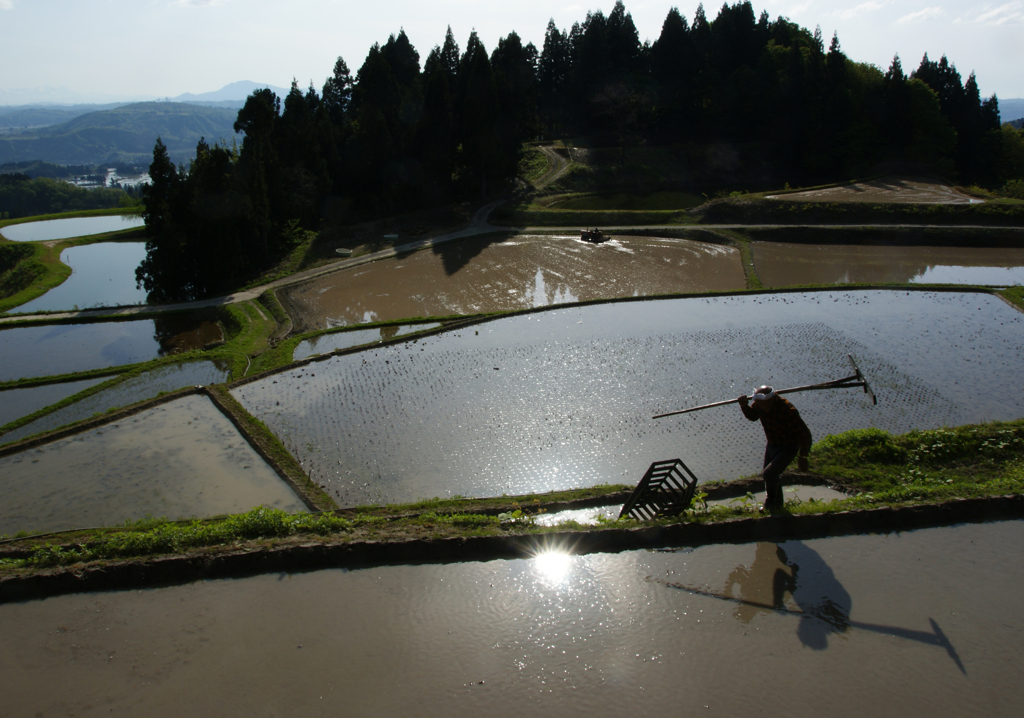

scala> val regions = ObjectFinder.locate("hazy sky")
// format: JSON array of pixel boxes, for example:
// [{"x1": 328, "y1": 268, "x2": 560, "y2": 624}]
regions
[{"x1": 1, "y1": 0, "x2": 1021, "y2": 103}]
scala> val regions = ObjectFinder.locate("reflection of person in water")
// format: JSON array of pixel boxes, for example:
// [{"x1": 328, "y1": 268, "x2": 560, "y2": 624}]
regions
[{"x1": 724, "y1": 541, "x2": 852, "y2": 649}]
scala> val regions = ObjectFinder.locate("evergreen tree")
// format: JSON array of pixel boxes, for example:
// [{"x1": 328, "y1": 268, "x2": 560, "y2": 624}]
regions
[
  {"x1": 538, "y1": 19, "x2": 571, "y2": 135},
  {"x1": 456, "y1": 31, "x2": 500, "y2": 197}
]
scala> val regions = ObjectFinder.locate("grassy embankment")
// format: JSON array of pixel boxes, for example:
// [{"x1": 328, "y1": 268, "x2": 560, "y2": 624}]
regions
[{"x1": 2, "y1": 419, "x2": 1021, "y2": 572}]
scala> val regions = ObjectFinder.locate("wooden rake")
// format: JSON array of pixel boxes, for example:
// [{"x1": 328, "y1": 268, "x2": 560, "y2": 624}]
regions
[{"x1": 652, "y1": 354, "x2": 877, "y2": 421}]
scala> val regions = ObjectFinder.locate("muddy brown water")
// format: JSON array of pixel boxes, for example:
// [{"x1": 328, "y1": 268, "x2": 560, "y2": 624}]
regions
[
  {"x1": 2, "y1": 520, "x2": 1021, "y2": 715},
  {"x1": 754, "y1": 242, "x2": 1024, "y2": 287},
  {"x1": 280, "y1": 233, "x2": 744, "y2": 331},
  {"x1": 0, "y1": 394, "x2": 305, "y2": 534},
  {"x1": 0, "y1": 359, "x2": 231, "y2": 445},
  {"x1": 0, "y1": 317, "x2": 222, "y2": 382},
  {"x1": 235, "y1": 290, "x2": 1024, "y2": 507}
]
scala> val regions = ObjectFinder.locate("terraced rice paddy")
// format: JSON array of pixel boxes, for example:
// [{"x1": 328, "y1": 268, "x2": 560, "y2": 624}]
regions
[
  {"x1": 0, "y1": 360, "x2": 231, "y2": 445},
  {"x1": 280, "y1": 233, "x2": 744, "y2": 331},
  {"x1": 753, "y1": 242, "x2": 1024, "y2": 287},
  {"x1": 2, "y1": 520, "x2": 1020, "y2": 715},
  {"x1": 0, "y1": 377, "x2": 108, "y2": 428},
  {"x1": 13, "y1": 242, "x2": 148, "y2": 313},
  {"x1": 765, "y1": 177, "x2": 982, "y2": 204},
  {"x1": 235, "y1": 290, "x2": 1024, "y2": 507},
  {"x1": 0, "y1": 214, "x2": 145, "y2": 242},
  {"x1": 0, "y1": 394, "x2": 306, "y2": 534},
  {"x1": 0, "y1": 317, "x2": 221, "y2": 382}
]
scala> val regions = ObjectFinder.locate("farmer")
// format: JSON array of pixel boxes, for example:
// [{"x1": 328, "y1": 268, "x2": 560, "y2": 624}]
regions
[{"x1": 738, "y1": 385, "x2": 812, "y2": 512}]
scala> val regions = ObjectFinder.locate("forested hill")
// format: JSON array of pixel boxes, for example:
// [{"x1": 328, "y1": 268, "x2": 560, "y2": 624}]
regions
[
  {"x1": 136, "y1": 0, "x2": 1024, "y2": 304},
  {"x1": 0, "y1": 103, "x2": 238, "y2": 165}
]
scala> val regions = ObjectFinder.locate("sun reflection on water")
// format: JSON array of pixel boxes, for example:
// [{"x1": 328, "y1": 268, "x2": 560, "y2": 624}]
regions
[{"x1": 532, "y1": 549, "x2": 573, "y2": 587}]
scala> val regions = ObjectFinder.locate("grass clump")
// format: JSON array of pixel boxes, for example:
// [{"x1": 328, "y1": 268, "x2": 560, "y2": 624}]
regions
[
  {"x1": 25, "y1": 507, "x2": 352, "y2": 568},
  {"x1": 811, "y1": 422, "x2": 1024, "y2": 500},
  {"x1": 1002, "y1": 285, "x2": 1024, "y2": 310}
]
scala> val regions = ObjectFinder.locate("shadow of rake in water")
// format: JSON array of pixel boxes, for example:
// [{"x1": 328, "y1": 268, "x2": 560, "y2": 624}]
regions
[{"x1": 651, "y1": 578, "x2": 966, "y2": 675}]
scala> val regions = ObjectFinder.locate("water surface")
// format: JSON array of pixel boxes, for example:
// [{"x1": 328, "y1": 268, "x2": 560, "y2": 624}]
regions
[
  {"x1": 0, "y1": 394, "x2": 306, "y2": 534},
  {"x1": 0, "y1": 214, "x2": 145, "y2": 242},
  {"x1": 13, "y1": 242, "x2": 148, "y2": 312},
  {"x1": 0, "y1": 317, "x2": 222, "y2": 382},
  {"x1": 235, "y1": 291, "x2": 1024, "y2": 506},
  {"x1": 294, "y1": 323, "x2": 442, "y2": 361},
  {"x1": 0, "y1": 360, "x2": 230, "y2": 445},
  {"x1": 1, "y1": 521, "x2": 1020, "y2": 715},
  {"x1": 281, "y1": 233, "x2": 744, "y2": 331},
  {"x1": 754, "y1": 242, "x2": 1024, "y2": 287},
  {"x1": 0, "y1": 377, "x2": 108, "y2": 429}
]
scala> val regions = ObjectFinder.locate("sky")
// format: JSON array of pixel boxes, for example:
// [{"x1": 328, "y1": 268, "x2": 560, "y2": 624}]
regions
[{"x1": 1, "y1": 0, "x2": 1021, "y2": 105}]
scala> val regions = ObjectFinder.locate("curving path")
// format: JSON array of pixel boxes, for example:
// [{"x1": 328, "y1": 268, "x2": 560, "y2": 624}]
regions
[{"x1": 533, "y1": 145, "x2": 571, "y2": 189}]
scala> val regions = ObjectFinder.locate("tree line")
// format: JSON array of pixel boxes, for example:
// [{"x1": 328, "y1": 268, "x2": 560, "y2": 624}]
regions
[
  {"x1": 138, "y1": 0, "x2": 1022, "y2": 301},
  {"x1": 0, "y1": 173, "x2": 138, "y2": 219}
]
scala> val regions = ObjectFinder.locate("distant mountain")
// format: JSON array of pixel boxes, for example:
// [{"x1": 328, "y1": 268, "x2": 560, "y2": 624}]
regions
[
  {"x1": 0, "y1": 86, "x2": 142, "y2": 106},
  {"x1": 0, "y1": 104, "x2": 124, "y2": 131},
  {"x1": 1000, "y1": 99, "x2": 1024, "y2": 124},
  {"x1": 0, "y1": 102, "x2": 239, "y2": 165},
  {"x1": 171, "y1": 80, "x2": 290, "y2": 104}
]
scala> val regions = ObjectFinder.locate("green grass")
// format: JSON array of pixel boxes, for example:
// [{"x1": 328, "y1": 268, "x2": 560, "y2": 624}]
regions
[
  {"x1": 810, "y1": 422, "x2": 1024, "y2": 496},
  {"x1": 549, "y1": 190, "x2": 704, "y2": 211},
  {"x1": 20, "y1": 507, "x2": 352, "y2": 568},
  {"x1": 519, "y1": 147, "x2": 548, "y2": 184},
  {"x1": 1002, "y1": 285, "x2": 1024, "y2": 310},
  {"x1": 216, "y1": 302, "x2": 278, "y2": 379},
  {"x1": 492, "y1": 204, "x2": 696, "y2": 227}
]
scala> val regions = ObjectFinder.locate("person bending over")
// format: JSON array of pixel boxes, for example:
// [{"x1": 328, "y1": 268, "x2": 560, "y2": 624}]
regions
[{"x1": 738, "y1": 385, "x2": 812, "y2": 512}]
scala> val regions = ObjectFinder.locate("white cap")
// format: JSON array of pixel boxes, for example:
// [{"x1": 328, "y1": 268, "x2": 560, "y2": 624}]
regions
[{"x1": 752, "y1": 386, "x2": 776, "y2": 401}]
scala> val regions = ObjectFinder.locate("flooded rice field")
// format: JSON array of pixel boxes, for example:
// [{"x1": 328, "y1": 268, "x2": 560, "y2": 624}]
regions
[
  {"x1": 0, "y1": 377, "x2": 107, "y2": 429},
  {"x1": 2, "y1": 520, "x2": 1021, "y2": 715},
  {"x1": 280, "y1": 233, "x2": 744, "y2": 331},
  {"x1": 12, "y1": 242, "x2": 148, "y2": 313},
  {"x1": 0, "y1": 394, "x2": 306, "y2": 535},
  {"x1": 294, "y1": 323, "x2": 442, "y2": 361},
  {"x1": 0, "y1": 360, "x2": 231, "y2": 445},
  {"x1": 0, "y1": 214, "x2": 145, "y2": 242},
  {"x1": 765, "y1": 177, "x2": 982, "y2": 204},
  {"x1": 754, "y1": 242, "x2": 1024, "y2": 287},
  {"x1": 235, "y1": 290, "x2": 1024, "y2": 507},
  {"x1": 0, "y1": 316, "x2": 222, "y2": 382}
]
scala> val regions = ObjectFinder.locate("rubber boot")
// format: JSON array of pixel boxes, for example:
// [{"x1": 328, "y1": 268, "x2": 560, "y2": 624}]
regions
[{"x1": 762, "y1": 481, "x2": 784, "y2": 513}]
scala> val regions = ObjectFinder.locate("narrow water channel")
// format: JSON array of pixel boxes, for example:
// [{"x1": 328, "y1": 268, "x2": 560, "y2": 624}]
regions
[{"x1": 1, "y1": 520, "x2": 1019, "y2": 715}]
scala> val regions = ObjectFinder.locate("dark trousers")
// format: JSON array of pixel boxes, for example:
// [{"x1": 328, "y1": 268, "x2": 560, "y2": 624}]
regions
[{"x1": 762, "y1": 443, "x2": 799, "y2": 508}]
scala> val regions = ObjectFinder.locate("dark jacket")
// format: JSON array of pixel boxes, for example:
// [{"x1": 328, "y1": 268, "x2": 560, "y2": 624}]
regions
[{"x1": 741, "y1": 397, "x2": 812, "y2": 456}]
